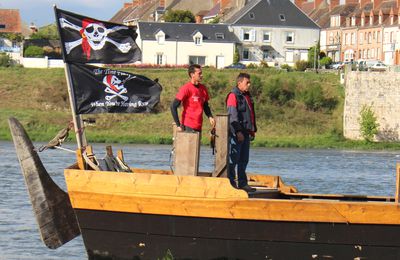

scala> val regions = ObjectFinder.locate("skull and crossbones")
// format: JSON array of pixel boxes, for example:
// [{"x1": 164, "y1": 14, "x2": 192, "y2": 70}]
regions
[
  {"x1": 103, "y1": 75, "x2": 129, "y2": 101},
  {"x1": 59, "y1": 18, "x2": 132, "y2": 58}
]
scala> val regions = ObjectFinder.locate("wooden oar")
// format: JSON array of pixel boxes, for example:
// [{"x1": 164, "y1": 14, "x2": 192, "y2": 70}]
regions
[{"x1": 8, "y1": 117, "x2": 80, "y2": 249}]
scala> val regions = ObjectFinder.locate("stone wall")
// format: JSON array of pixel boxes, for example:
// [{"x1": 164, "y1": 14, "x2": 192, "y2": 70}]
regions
[{"x1": 344, "y1": 71, "x2": 400, "y2": 141}]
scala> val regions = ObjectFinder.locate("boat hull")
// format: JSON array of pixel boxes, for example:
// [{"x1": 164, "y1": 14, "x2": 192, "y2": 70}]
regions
[{"x1": 76, "y1": 209, "x2": 400, "y2": 260}]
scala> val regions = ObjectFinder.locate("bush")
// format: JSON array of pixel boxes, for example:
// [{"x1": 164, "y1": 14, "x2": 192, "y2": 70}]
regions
[
  {"x1": 359, "y1": 105, "x2": 379, "y2": 142},
  {"x1": 247, "y1": 63, "x2": 258, "y2": 69},
  {"x1": 298, "y1": 85, "x2": 325, "y2": 111},
  {"x1": 259, "y1": 60, "x2": 269, "y2": 68},
  {"x1": 320, "y1": 56, "x2": 332, "y2": 68},
  {"x1": 24, "y1": 46, "x2": 45, "y2": 57},
  {"x1": 280, "y1": 64, "x2": 292, "y2": 72},
  {"x1": 294, "y1": 60, "x2": 308, "y2": 71},
  {"x1": 0, "y1": 53, "x2": 12, "y2": 67},
  {"x1": 264, "y1": 78, "x2": 295, "y2": 105}
]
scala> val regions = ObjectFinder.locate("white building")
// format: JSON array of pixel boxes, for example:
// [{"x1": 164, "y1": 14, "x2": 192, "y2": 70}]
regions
[
  {"x1": 226, "y1": 0, "x2": 320, "y2": 66},
  {"x1": 137, "y1": 22, "x2": 239, "y2": 68}
]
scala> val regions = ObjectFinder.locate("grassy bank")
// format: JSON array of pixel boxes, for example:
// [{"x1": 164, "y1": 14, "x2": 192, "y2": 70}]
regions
[{"x1": 1, "y1": 67, "x2": 399, "y2": 149}]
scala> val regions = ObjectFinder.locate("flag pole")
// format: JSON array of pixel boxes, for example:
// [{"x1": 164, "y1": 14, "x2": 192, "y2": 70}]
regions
[{"x1": 54, "y1": 5, "x2": 87, "y2": 150}]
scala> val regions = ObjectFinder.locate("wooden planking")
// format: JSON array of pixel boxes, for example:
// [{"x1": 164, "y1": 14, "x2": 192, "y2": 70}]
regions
[
  {"x1": 248, "y1": 174, "x2": 298, "y2": 193},
  {"x1": 397, "y1": 163, "x2": 400, "y2": 203},
  {"x1": 173, "y1": 132, "x2": 200, "y2": 176},
  {"x1": 213, "y1": 114, "x2": 229, "y2": 177},
  {"x1": 64, "y1": 170, "x2": 400, "y2": 225},
  {"x1": 65, "y1": 169, "x2": 247, "y2": 199}
]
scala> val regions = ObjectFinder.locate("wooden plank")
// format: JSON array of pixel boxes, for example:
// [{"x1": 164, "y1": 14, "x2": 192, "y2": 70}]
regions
[
  {"x1": 396, "y1": 163, "x2": 400, "y2": 203},
  {"x1": 213, "y1": 114, "x2": 229, "y2": 177},
  {"x1": 65, "y1": 170, "x2": 400, "y2": 225},
  {"x1": 76, "y1": 149, "x2": 85, "y2": 170},
  {"x1": 173, "y1": 132, "x2": 200, "y2": 176}
]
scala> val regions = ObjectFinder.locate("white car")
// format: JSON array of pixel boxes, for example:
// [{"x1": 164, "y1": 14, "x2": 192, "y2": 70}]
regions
[{"x1": 369, "y1": 62, "x2": 387, "y2": 71}]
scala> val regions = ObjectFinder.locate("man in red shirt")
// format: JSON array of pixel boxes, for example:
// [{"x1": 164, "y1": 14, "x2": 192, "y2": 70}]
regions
[
  {"x1": 226, "y1": 73, "x2": 257, "y2": 192},
  {"x1": 171, "y1": 64, "x2": 215, "y2": 132}
]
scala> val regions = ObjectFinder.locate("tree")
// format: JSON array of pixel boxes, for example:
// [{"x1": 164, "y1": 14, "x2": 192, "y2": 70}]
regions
[
  {"x1": 30, "y1": 24, "x2": 60, "y2": 40},
  {"x1": 164, "y1": 10, "x2": 195, "y2": 23},
  {"x1": 308, "y1": 41, "x2": 320, "y2": 68},
  {"x1": 0, "y1": 32, "x2": 24, "y2": 42},
  {"x1": 233, "y1": 47, "x2": 240, "y2": 64},
  {"x1": 359, "y1": 105, "x2": 379, "y2": 142}
]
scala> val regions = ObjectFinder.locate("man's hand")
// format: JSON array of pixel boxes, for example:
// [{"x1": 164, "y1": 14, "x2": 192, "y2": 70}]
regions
[
  {"x1": 209, "y1": 117, "x2": 216, "y2": 128},
  {"x1": 236, "y1": 131, "x2": 244, "y2": 143},
  {"x1": 176, "y1": 126, "x2": 183, "y2": 132}
]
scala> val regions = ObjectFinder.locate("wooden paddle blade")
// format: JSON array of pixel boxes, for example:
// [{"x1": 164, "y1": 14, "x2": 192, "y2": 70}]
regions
[{"x1": 8, "y1": 117, "x2": 80, "y2": 249}]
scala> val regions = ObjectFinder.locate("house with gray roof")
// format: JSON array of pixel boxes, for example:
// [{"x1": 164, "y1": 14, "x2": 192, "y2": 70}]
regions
[
  {"x1": 226, "y1": 0, "x2": 320, "y2": 66},
  {"x1": 137, "y1": 21, "x2": 239, "y2": 67}
]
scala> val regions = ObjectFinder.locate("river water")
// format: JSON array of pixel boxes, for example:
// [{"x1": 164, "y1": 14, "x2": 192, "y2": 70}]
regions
[{"x1": 1, "y1": 140, "x2": 399, "y2": 259}]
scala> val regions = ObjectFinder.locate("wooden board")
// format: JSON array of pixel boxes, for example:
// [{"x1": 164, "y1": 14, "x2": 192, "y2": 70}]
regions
[
  {"x1": 65, "y1": 170, "x2": 400, "y2": 225},
  {"x1": 213, "y1": 114, "x2": 229, "y2": 177},
  {"x1": 173, "y1": 132, "x2": 200, "y2": 176}
]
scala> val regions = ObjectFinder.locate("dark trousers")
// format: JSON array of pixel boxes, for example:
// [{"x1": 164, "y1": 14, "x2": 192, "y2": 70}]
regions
[
  {"x1": 228, "y1": 133, "x2": 250, "y2": 188},
  {"x1": 183, "y1": 125, "x2": 201, "y2": 133}
]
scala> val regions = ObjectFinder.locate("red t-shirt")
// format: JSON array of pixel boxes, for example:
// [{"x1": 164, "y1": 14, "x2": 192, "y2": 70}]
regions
[{"x1": 176, "y1": 82, "x2": 210, "y2": 130}]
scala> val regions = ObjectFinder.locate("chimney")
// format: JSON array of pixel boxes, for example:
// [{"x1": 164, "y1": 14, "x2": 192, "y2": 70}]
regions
[
  {"x1": 159, "y1": 0, "x2": 165, "y2": 8},
  {"x1": 294, "y1": 0, "x2": 305, "y2": 8},
  {"x1": 373, "y1": 0, "x2": 383, "y2": 9},
  {"x1": 314, "y1": 0, "x2": 323, "y2": 9},
  {"x1": 124, "y1": 2, "x2": 133, "y2": 8},
  {"x1": 195, "y1": 15, "x2": 204, "y2": 23},
  {"x1": 330, "y1": 0, "x2": 340, "y2": 11}
]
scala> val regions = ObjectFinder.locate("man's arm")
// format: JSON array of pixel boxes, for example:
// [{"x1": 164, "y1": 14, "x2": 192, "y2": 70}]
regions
[
  {"x1": 203, "y1": 101, "x2": 215, "y2": 127},
  {"x1": 227, "y1": 93, "x2": 244, "y2": 142},
  {"x1": 170, "y1": 98, "x2": 182, "y2": 128}
]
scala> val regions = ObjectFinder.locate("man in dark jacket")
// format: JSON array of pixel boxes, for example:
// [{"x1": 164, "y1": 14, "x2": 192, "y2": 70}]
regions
[{"x1": 226, "y1": 73, "x2": 257, "y2": 192}]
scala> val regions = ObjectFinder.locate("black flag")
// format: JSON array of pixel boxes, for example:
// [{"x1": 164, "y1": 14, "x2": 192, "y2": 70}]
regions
[
  {"x1": 55, "y1": 7, "x2": 141, "y2": 64},
  {"x1": 68, "y1": 63, "x2": 162, "y2": 114}
]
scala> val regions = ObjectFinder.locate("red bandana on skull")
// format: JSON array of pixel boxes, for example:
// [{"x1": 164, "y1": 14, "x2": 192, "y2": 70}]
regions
[{"x1": 80, "y1": 19, "x2": 106, "y2": 60}]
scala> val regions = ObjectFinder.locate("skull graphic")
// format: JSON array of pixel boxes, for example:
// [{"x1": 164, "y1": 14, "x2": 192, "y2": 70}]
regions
[{"x1": 83, "y1": 22, "x2": 107, "y2": 50}]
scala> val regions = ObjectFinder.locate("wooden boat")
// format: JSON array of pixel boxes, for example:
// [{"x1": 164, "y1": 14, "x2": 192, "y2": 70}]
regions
[{"x1": 9, "y1": 116, "x2": 400, "y2": 260}]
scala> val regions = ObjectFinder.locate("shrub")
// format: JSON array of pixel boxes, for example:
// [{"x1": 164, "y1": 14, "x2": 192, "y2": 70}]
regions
[
  {"x1": 249, "y1": 75, "x2": 262, "y2": 98},
  {"x1": 24, "y1": 46, "x2": 45, "y2": 57},
  {"x1": 259, "y1": 60, "x2": 269, "y2": 68},
  {"x1": 320, "y1": 56, "x2": 332, "y2": 68},
  {"x1": 247, "y1": 63, "x2": 258, "y2": 69},
  {"x1": 233, "y1": 47, "x2": 240, "y2": 64},
  {"x1": 359, "y1": 105, "x2": 379, "y2": 142},
  {"x1": 294, "y1": 60, "x2": 308, "y2": 71},
  {"x1": 0, "y1": 53, "x2": 12, "y2": 67},
  {"x1": 298, "y1": 85, "x2": 325, "y2": 111},
  {"x1": 264, "y1": 78, "x2": 295, "y2": 105},
  {"x1": 280, "y1": 64, "x2": 292, "y2": 72}
]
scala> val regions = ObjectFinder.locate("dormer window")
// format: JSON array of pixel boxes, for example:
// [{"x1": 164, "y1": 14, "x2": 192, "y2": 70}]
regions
[
  {"x1": 215, "y1": 33, "x2": 224, "y2": 40},
  {"x1": 192, "y1": 31, "x2": 203, "y2": 45},
  {"x1": 249, "y1": 12, "x2": 255, "y2": 19},
  {"x1": 155, "y1": 30, "x2": 165, "y2": 44},
  {"x1": 351, "y1": 17, "x2": 356, "y2": 26},
  {"x1": 279, "y1": 14, "x2": 285, "y2": 21}
]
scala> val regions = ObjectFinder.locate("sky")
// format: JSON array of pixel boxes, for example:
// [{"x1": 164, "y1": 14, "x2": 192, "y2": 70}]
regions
[{"x1": 0, "y1": 0, "x2": 128, "y2": 27}]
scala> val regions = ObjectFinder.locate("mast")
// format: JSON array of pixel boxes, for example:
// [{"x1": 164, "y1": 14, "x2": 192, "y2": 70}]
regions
[{"x1": 54, "y1": 5, "x2": 87, "y2": 149}]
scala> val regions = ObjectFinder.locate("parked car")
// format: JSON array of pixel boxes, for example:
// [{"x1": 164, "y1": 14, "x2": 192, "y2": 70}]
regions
[
  {"x1": 369, "y1": 62, "x2": 387, "y2": 71},
  {"x1": 224, "y1": 63, "x2": 246, "y2": 69},
  {"x1": 331, "y1": 62, "x2": 344, "y2": 70}
]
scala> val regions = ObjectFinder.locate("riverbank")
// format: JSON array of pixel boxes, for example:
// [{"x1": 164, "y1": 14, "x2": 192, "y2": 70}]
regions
[{"x1": 1, "y1": 67, "x2": 399, "y2": 149}]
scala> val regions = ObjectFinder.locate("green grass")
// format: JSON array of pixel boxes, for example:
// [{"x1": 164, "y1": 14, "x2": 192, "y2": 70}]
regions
[{"x1": 1, "y1": 66, "x2": 399, "y2": 150}]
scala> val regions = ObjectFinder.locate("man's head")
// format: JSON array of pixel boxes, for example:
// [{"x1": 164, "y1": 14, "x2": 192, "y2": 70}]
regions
[
  {"x1": 236, "y1": 72, "x2": 251, "y2": 93},
  {"x1": 188, "y1": 64, "x2": 202, "y2": 85}
]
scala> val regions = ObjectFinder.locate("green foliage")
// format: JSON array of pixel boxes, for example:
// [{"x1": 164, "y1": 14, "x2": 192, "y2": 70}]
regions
[
  {"x1": 320, "y1": 56, "x2": 332, "y2": 67},
  {"x1": 0, "y1": 32, "x2": 24, "y2": 42},
  {"x1": 280, "y1": 64, "x2": 292, "y2": 72},
  {"x1": 24, "y1": 46, "x2": 45, "y2": 57},
  {"x1": 209, "y1": 16, "x2": 220, "y2": 24},
  {"x1": 308, "y1": 43, "x2": 320, "y2": 68},
  {"x1": 298, "y1": 85, "x2": 324, "y2": 110},
  {"x1": 164, "y1": 10, "x2": 195, "y2": 23},
  {"x1": 0, "y1": 53, "x2": 12, "y2": 67},
  {"x1": 294, "y1": 60, "x2": 308, "y2": 71},
  {"x1": 233, "y1": 47, "x2": 240, "y2": 64},
  {"x1": 359, "y1": 105, "x2": 379, "y2": 142},
  {"x1": 30, "y1": 24, "x2": 60, "y2": 40},
  {"x1": 159, "y1": 249, "x2": 174, "y2": 260},
  {"x1": 247, "y1": 63, "x2": 258, "y2": 69},
  {"x1": 264, "y1": 78, "x2": 295, "y2": 105},
  {"x1": 259, "y1": 60, "x2": 269, "y2": 68}
]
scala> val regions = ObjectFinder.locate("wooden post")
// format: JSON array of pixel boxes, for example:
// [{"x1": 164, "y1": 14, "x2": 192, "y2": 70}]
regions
[
  {"x1": 173, "y1": 132, "x2": 200, "y2": 176},
  {"x1": 213, "y1": 114, "x2": 229, "y2": 177},
  {"x1": 396, "y1": 163, "x2": 400, "y2": 203}
]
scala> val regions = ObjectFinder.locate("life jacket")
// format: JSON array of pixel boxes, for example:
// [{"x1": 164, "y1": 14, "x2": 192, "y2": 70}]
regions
[{"x1": 227, "y1": 87, "x2": 256, "y2": 133}]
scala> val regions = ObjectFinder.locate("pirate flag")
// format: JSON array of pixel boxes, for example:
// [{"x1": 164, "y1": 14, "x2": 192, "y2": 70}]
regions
[
  {"x1": 68, "y1": 63, "x2": 162, "y2": 114},
  {"x1": 54, "y1": 7, "x2": 141, "y2": 64}
]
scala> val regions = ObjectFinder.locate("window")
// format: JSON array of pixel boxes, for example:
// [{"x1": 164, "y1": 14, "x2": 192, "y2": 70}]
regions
[
  {"x1": 263, "y1": 50, "x2": 270, "y2": 60},
  {"x1": 279, "y1": 14, "x2": 285, "y2": 21},
  {"x1": 189, "y1": 56, "x2": 206, "y2": 65},
  {"x1": 194, "y1": 36, "x2": 202, "y2": 45},
  {"x1": 249, "y1": 12, "x2": 255, "y2": 19},
  {"x1": 155, "y1": 30, "x2": 165, "y2": 44},
  {"x1": 359, "y1": 33, "x2": 363, "y2": 44},
  {"x1": 263, "y1": 31, "x2": 271, "y2": 42},
  {"x1": 241, "y1": 28, "x2": 255, "y2": 41},
  {"x1": 351, "y1": 17, "x2": 356, "y2": 26},
  {"x1": 285, "y1": 32, "x2": 294, "y2": 43},
  {"x1": 242, "y1": 48, "x2": 249, "y2": 60},
  {"x1": 156, "y1": 53, "x2": 163, "y2": 65},
  {"x1": 215, "y1": 33, "x2": 224, "y2": 40}
]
